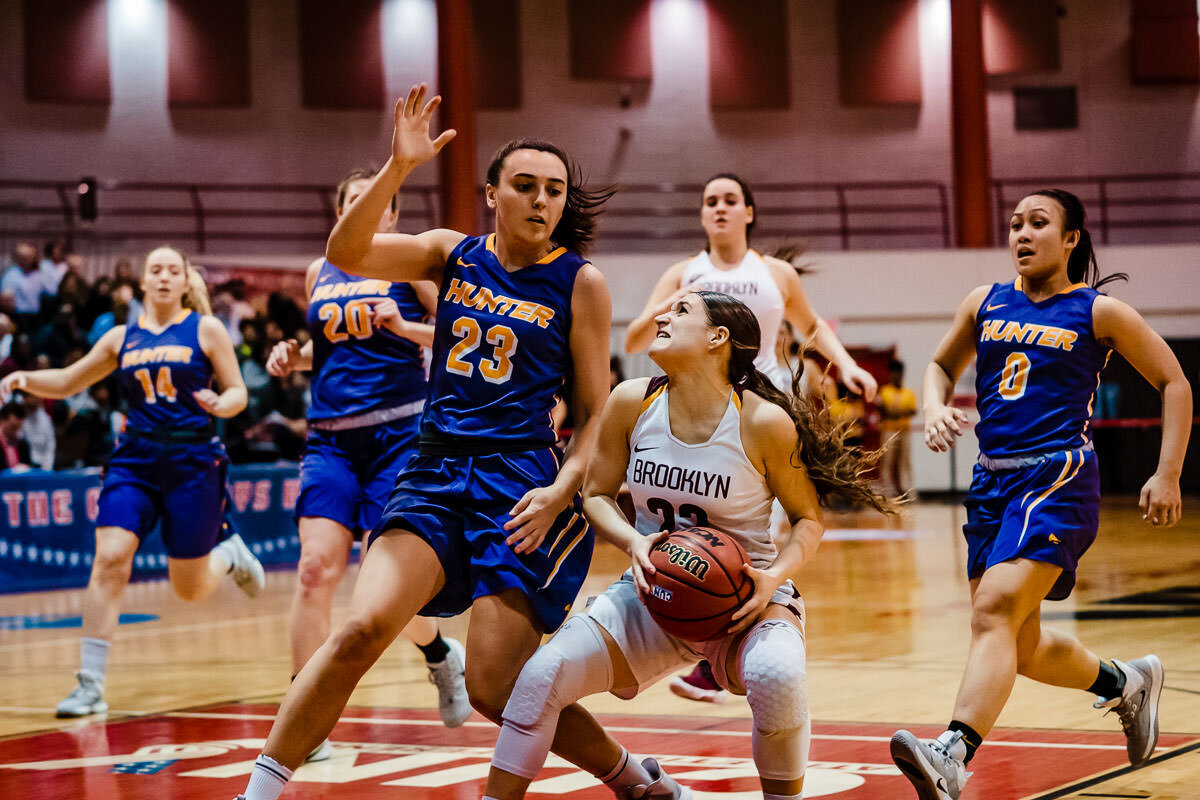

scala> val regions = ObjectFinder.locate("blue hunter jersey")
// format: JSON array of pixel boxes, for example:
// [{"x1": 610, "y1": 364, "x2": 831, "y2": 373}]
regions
[
  {"x1": 118, "y1": 310, "x2": 214, "y2": 432},
  {"x1": 423, "y1": 234, "x2": 586, "y2": 444},
  {"x1": 974, "y1": 279, "x2": 1111, "y2": 459},
  {"x1": 307, "y1": 260, "x2": 428, "y2": 421}
]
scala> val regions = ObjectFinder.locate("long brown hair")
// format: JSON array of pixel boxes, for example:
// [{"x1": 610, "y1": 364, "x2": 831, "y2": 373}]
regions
[{"x1": 698, "y1": 291, "x2": 897, "y2": 513}]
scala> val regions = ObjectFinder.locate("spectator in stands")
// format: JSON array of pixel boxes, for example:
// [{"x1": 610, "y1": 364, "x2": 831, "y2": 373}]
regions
[
  {"x1": 87, "y1": 284, "x2": 136, "y2": 346},
  {"x1": 0, "y1": 401, "x2": 31, "y2": 470},
  {"x1": 34, "y1": 302, "x2": 85, "y2": 367},
  {"x1": 57, "y1": 270, "x2": 91, "y2": 313},
  {"x1": 0, "y1": 313, "x2": 12, "y2": 362},
  {"x1": 1, "y1": 334, "x2": 35, "y2": 378},
  {"x1": 81, "y1": 275, "x2": 114, "y2": 330},
  {"x1": 2, "y1": 242, "x2": 49, "y2": 332},
  {"x1": 878, "y1": 359, "x2": 918, "y2": 495},
  {"x1": 18, "y1": 390, "x2": 55, "y2": 470},
  {"x1": 40, "y1": 239, "x2": 69, "y2": 291}
]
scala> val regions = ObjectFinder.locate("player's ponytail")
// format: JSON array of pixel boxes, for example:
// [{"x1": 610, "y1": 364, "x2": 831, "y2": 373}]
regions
[
  {"x1": 486, "y1": 139, "x2": 615, "y2": 256},
  {"x1": 1031, "y1": 189, "x2": 1127, "y2": 291},
  {"x1": 698, "y1": 291, "x2": 896, "y2": 514},
  {"x1": 183, "y1": 266, "x2": 213, "y2": 315}
]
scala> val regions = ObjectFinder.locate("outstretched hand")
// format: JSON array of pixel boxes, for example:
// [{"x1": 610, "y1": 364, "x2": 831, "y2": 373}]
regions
[
  {"x1": 392, "y1": 84, "x2": 457, "y2": 170},
  {"x1": 0, "y1": 371, "x2": 28, "y2": 404}
]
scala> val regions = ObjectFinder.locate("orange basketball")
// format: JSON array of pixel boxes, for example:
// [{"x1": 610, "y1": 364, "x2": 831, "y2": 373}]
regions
[{"x1": 643, "y1": 527, "x2": 752, "y2": 641}]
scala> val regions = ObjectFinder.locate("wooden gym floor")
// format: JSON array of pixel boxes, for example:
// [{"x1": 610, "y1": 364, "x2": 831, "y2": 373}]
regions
[{"x1": 1, "y1": 498, "x2": 1198, "y2": 798}]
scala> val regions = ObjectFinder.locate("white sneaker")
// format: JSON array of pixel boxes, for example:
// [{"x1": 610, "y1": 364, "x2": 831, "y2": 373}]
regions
[
  {"x1": 427, "y1": 637, "x2": 470, "y2": 727},
  {"x1": 216, "y1": 534, "x2": 266, "y2": 597},
  {"x1": 1094, "y1": 655, "x2": 1164, "y2": 766},
  {"x1": 305, "y1": 738, "x2": 333, "y2": 762},
  {"x1": 625, "y1": 758, "x2": 692, "y2": 800},
  {"x1": 56, "y1": 670, "x2": 108, "y2": 718},
  {"x1": 890, "y1": 729, "x2": 971, "y2": 800}
]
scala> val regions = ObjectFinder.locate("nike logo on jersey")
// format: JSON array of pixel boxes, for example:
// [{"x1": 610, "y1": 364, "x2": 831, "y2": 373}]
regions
[
  {"x1": 1049, "y1": 533, "x2": 1062, "y2": 544},
  {"x1": 632, "y1": 443, "x2": 658, "y2": 452},
  {"x1": 457, "y1": 257, "x2": 481, "y2": 269},
  {"x1": 985, "y1": 302, "x2": 1006, "y2": 312}
]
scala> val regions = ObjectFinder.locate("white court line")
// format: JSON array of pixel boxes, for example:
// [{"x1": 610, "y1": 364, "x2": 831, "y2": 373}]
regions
[
  {"x1": 0, "y1": 611, "x2": 291, "y2": 653},
  {"x1": 164, "y1": 711, "x2": 1132, "y2": 751}
]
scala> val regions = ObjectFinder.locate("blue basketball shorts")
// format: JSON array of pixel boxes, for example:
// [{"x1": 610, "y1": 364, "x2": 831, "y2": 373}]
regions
[
  {"x1": 96, "y1": 436, "x2": 230, "y2": 559},
  {"x1": 372, "y1": 447, "x2": 592, "y2": 632},
  {"x1": 296, "y1": 413, "x2": 421, "y2": 533},
  {"x1": 963, "y1": 446, "x2": 1101, "y2": 600}
]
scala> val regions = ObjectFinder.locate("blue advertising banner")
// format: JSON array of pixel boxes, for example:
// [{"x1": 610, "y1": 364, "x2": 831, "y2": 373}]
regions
[{"x1": 0, "y1": 463, "x2": 302, "y2": 594}]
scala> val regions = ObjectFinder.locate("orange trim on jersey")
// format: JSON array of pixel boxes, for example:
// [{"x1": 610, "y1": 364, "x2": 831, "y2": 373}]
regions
[
  {"x1": 1018, "y1": 451, "x2": 1084, "y2": 546},
  {"x1": 639, "y1": 383, "x2": 666, "y2": 415},
  {"x1": 136, "y1": 309, "x2": 191, "y2": 333},
  {"x1": 540, "y1": 515, "x2": 589, "y2": 590},
  {"x1": 731, "y1": 390, "x2": 742, "y2": 413},
  {"x1": 535, "y1": 246, "x2": 567, "y2": 265},
  {"x1": 486, "y1": 233, "x2": 497, "y2": 253},
  {"x1": 1014, "y1": 277, "x2": 1089, "y2": 297}
]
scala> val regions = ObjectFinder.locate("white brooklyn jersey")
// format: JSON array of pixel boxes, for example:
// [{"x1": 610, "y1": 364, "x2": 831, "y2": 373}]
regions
[
  {"x1": 627, "y1": 380, "x2": 776, "y2": 568},
  {"x1": 682, "y1": 249, "x2": 784, "y2": 382}
]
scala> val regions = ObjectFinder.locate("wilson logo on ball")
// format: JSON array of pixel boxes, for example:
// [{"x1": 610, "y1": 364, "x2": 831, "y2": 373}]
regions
[{"x1": 652, "y1": 540, "x2": 710, "y2": 580}]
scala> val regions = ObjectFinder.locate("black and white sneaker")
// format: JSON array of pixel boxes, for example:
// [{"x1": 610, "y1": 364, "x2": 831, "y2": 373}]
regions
[{"x1": 1094, "y1": 654, "x2": 1164, "y2": 766}]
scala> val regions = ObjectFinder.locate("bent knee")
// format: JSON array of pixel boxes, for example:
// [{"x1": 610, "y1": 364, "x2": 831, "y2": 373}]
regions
[
  {"x1": 970, "y1": 591, "x2": 1022, "y2": 635},
  {"x1": 296, "y1": 551, "x2": 344, "y2": 594},
  {"x1": 330, "y1": 617, "x2": 391, "y2": 665}
]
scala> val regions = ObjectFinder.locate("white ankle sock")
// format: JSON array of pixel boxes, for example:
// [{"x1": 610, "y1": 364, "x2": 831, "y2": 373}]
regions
[
  {"x1": 244, "y1": 754, "x2": 293, "y2": 800},
  {"x1": 80, "y1": 637, "x2": 110, "y2": 681},
  {"x1": 599, "y1": 748, "x2": 652, "y2": 794}
]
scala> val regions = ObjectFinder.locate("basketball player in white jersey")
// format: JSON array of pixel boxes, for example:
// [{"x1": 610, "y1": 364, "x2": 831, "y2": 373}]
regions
[
  {"x1": 480, "y1": 291, "x2": 893, "y2": 800},
  {"x1": 624, "y1": 173, "x2": 876, "y2": 398},
  {"x1": 628, "y1": 174, "x2": 879, "y2": 702}
]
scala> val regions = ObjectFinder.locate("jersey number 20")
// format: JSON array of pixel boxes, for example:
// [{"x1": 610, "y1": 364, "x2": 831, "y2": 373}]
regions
[
  {"x1": 445, "y1": 316, "x2": 517, "y2": 384},
  {"x1": 134, "y1": 367, "x2": 177, "y2": 403},
  {"x1": 319, "y1": 301, "x2": 372, "y2": 343},
  {"x1": 999, "y1": 352, "x2": 1031, "y2": 400}
]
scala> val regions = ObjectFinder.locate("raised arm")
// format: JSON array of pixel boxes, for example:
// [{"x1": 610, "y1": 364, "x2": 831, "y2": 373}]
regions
[
  {"x1": 1094, "y1": 295, "x2": 1192, "y2": 527},
  {"x1": 769, "y1": 256, "x2": 877, "y2": 400},
  {"x1": 0, "y1": 326, "x2": 123, "y2": 401},
  {"x1": 924, "y1": 284, "x2": 990, "y2": 452},
  {"x1": 623, "y1": 259, "x2": 693, "y2": 354},
  {"x1": 195, "y1": 315, "x2": 248, "y2": 418},
  {"x1": 504, "y1": 265, "x2": 613, "y2": 552},
  {"x1": 326, "y1": 84, "x2": 464, "y2": 283}
]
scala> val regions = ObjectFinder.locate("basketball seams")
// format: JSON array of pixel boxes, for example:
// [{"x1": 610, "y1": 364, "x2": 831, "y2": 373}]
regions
[{"x1": 677, "y1": 528, "x2": 751, "y2": 601}]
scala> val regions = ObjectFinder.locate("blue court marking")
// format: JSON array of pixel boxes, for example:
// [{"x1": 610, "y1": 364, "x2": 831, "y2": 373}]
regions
[
  {"x1": 110, "y1": 760, "x2": 178, "y2": 775},
  {"x1": 0, "y1": 613, "x2": 158, "y2": 630}
]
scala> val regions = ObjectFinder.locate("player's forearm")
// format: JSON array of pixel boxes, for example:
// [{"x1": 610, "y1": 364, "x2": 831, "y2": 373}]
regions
[
  {"x1": 327, "y1": 157, "x2": 412, "y2": 269},
  {"x1": 1155, "y1": 378, "x2": 1192, "y2": 479},
  {"x1": 21, "y1": 370, "x2": 82, "y2": 400},
  {"x1": 210, "y1": 387, "x2": 248, "y2": 418},
  {"x1": 922, "y1": 362, "x2": 955, "y2": 413},
  {"x1": 623, "y1": 314, "x2": 658, "y2": 354},
  {"x1": 810, "y1": 319, "x2": 857, "y2": 374},
  {"x1": 385, "y1": 318, "x2": 435, "y2": 349},
  {"x1": 581, "y1": 494, "x2": 642, "y2": 554},
  {"x1": 294, "y1": 341, "x2": 314, "y2": 371},
  {"x1": 772, "y1": 519, "x2": 823, "y2": 582}
]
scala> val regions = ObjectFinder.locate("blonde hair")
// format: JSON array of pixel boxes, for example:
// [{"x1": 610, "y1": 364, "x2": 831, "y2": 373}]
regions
[{"x1": 145, "y1": 245, "x2": 212, "y2": 315}]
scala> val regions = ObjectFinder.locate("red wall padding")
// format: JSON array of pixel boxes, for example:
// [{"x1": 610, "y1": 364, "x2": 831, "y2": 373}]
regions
[
  {"x1": 568, "y1": 0, "x2": 652, "y2": 82},
  {"x1": 23, "y1": 0, "x2": 110, "y2": 104},
  {"x1": 982, "y1": 0, "x2": 1059, "y2": 75},
  {"x1": 472, "y1": 0, "x2": 521, "y2": 109},
  {"x1": 836, "y1": 0, "x2": 922, "y2": 105},
  {"x1": 167, "y1": 0, "x2": 251, "y2": 108},
  {"x1": 298, "y1": 0, "x2": 384, "y2": 108},
  {"x1": 1130, "y1": 0, "x2": 1199, "y2": 83},
  {"x1": 708, "y1": 0, "x2": 790, "y2": 110}
]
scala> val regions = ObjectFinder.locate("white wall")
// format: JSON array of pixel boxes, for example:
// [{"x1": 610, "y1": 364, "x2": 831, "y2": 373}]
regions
[{"x1": 3, "y1": 0, "x2": 1198, "y2": 193}]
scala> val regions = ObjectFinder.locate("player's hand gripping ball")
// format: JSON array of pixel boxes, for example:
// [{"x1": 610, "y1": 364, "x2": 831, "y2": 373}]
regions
[{"x1": 642, "y1": 527, "x2": 752, "y2": 641}]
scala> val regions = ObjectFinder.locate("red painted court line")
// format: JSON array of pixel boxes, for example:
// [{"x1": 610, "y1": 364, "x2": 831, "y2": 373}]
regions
[{"x1": 0, "y1": 704, "x2": 1193, "y2": 799}]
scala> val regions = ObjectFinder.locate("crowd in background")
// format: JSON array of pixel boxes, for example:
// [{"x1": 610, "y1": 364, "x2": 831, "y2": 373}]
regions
[{"x1": 0, "y1": 240, "x2": 310, "y2": 471}]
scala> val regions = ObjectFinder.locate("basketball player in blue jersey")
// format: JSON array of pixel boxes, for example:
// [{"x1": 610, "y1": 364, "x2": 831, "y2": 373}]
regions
[
  {"x1": 265, "y1": 169, "x2": 468, "y2": 755},
  {"x1": 891, "y1": 190, "x2": 1192, "y2": 800},
  {"x1": 0, "y1": 245, "x2": 264, "y2": 718},
  {"x1": 483, "y1": 291, "x2": 894, "y2": 800},
  {"x1": 234, "y1": 84, "x2": 614, "y2": 800}
]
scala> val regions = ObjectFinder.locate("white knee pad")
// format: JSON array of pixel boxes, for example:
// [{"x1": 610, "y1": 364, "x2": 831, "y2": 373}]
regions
[
  {"x1": 740, "y1": 618, "x2": 810, "y2": 782},
  {"x1": 493, "y1": 616, "x2": 614, "y2": 779}
]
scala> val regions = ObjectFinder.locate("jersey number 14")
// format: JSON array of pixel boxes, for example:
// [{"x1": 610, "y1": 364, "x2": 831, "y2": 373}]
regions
[{"x1": 134, "y1": 366, "x2": 177, "y2": 403}]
